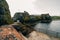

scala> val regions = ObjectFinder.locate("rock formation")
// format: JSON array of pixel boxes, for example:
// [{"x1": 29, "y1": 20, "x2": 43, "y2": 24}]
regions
[
  {"x1": 12, "y1": 22, "x2": 34, "y2": 37},
  {"x1": 28, "y1": 31, "x2": 51, "y2": 40},
  {"x1": 0, "y1": 25, "x2": 28, "y2": 40},
  {"x1": 40, "y1": 14, "x2": 52, "y2": 23},
  {"x1": 0, "y1": 0, "x2": 13, "y2": 26},
  {"x1": 13, "y1": 11, "x2": 29, "y2": 23}
]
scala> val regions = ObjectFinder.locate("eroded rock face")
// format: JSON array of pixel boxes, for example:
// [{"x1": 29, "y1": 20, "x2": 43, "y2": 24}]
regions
[
  {"x1": 0, "y1": 0, "x2": 13, "y2": 26},
  {"x1": 0, "y1": 25, "x2": 28, "y2": 40}
]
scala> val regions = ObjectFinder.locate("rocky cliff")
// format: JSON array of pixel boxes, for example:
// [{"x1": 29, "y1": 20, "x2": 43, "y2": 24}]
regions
[{"x1": 0, "y1": 0, "x2": 13, "y2": 26}]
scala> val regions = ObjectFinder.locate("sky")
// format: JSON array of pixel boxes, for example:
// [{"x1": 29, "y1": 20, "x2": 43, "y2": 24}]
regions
[{"x1": 6, "y1": 0, "x2": 60, "y2": 17}]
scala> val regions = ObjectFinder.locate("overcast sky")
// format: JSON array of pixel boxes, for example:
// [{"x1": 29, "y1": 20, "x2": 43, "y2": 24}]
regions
[{"x1": 6, "y1": 0, "x2": 60, "y2": 17}]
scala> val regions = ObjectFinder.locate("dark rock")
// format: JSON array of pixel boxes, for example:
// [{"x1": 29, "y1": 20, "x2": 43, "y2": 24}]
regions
[
  {"x1": 0, "y1": 0, "x2": 13, "y2": 26},
  {"x1": 40, "y1": 14, "x2": 52, "y2": 23},
  {"x1": 12, "y1": 22, "x2": 35, "y2": 37},
  {"x1": 13, "y1": 11, "x2": 29, "y2": 23}
]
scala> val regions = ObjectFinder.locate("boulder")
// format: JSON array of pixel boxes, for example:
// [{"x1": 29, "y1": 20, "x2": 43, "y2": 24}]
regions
[{"x1": 28, "y1": 31, "x2": 51, "y2": 40}]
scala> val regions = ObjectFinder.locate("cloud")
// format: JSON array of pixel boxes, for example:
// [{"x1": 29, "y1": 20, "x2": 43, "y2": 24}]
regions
[
  {"x1": 6, "y1": 0, "x2": 60, "y2": 17},
  {"x1": 34, "y1": 0, "x2": 60, "y2": 16},
  {"x1": 6, "y1": 0, "x2": 36, "y2": 17}
]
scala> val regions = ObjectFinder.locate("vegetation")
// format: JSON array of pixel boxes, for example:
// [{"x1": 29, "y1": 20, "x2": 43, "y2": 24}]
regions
[
  {"x1": 13, "y1": 11, "x2": 29, "y2": 23},
  {"x1": 0, "y1": 0, "x2": 54, "y2": 38},
  {"x1": 0, "y1": 0, "x2": 13, "y2": 26},
  {"x1": 40, "y1": 14, "x2": 52, "y2": 23},
  {"x1": 24, "y1": 16, "x2": 30, "y2": 22},
  {"x1": 13, "y1": 12, "x2": 52, "y2": 24},
  {"x1": 51, "y1": 16, "x2": 60, "y2": 20}
]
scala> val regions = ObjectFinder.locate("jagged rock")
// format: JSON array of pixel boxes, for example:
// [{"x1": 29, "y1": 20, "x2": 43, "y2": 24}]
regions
[
  {"x1": 0, "y1": 25, "x2": 28, "y2": 40},
  {"x1": 0, "y1": 0, "x2": 13, "y2": 26},
  {"x1": 12, "y1": 22, "x2": 35, "y2": 37}
]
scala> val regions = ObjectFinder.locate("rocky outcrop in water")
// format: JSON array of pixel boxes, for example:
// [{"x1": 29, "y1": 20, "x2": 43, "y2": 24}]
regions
[
  {"x1": 40, "y1": 14, "x2": 52, "y2": 23},
  {"x1": 0, "y1": 0, "x2": 13, "y2": 26}
]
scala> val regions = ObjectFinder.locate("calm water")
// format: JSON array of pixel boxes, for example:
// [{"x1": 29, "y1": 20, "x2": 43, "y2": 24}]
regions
[{"x1": 34, "y1": 20, "x2": 60, "y2": 32}]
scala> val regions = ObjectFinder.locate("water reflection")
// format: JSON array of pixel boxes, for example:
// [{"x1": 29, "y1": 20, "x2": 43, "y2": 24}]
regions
[{"x1": 35, "y1": 20, "x2": 60, "y2": 32}]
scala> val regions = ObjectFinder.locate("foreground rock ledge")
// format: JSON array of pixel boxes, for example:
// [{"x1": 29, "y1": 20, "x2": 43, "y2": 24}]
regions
[
  {"x1": 28, "y1": 31, "x2": 51, "y2": 40},
  {"x1": 0, "y1": 25, "x2": 59, "y2": 40},
  {"x1": 0, "y1": 25, "x2": 27, "y2": 40}
]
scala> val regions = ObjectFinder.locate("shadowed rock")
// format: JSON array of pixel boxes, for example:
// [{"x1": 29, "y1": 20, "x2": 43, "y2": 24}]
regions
[
  {"x1": 12, "y1": 22, "x2": 35, "y2": 37},
  {"x1": 0, "y1": 0, "x2": 13, "y2": 26}
]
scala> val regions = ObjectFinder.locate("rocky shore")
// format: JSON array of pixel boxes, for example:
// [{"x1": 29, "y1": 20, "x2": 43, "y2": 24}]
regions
[
  {"x1": 0, "y1": 25, "x2": 27, "y2": 40},
  {"x1": 0, "y1": 0, "x2": 59, "y2": 40},
  {"x1": 0, "y1": 25, "x2": 60, "y2": 40}
]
